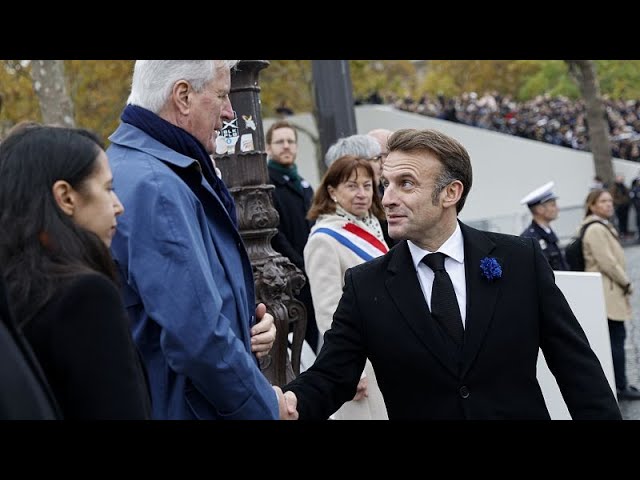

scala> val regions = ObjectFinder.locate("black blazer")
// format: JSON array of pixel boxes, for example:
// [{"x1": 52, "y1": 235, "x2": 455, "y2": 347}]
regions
[
  {"x1": 0, "y1": 275, "x2": 61, "y2": 420},
  {"x1": 24, "y1": 273, "x2": 151, "y2": 420},
  {"x1": 268, "y1": 165, "x2": 314, "y2": 270},
  {"x1": 285, "y1": 222, "x2": 621, "y2": 420}
]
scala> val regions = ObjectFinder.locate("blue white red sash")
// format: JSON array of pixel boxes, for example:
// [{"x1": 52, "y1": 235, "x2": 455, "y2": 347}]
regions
[{"x1": 312, "y1": 222, "x2": 388, "y2": 262}]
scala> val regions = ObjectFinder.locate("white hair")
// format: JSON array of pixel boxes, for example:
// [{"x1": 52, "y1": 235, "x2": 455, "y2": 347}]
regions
[
  {"x1": 127, "y1": 60, "x2": 239, "y2": 113},
  {"x1": 324, "y1": 134, "x2": 381, "y2": 167}
]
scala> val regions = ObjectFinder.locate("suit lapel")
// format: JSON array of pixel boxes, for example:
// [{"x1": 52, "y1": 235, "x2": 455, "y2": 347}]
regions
[
  {"x1": 385, "y1": 242, "x2": 459, "y2": 376},
  {"x1": 459, "y1": 222, "x2": 503, "y2": 376}
]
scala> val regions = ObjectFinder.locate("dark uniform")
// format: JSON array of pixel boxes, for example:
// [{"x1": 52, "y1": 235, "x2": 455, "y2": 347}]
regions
[{"x1": 520, "y1": 221, "x2": 569, "y2": 271}]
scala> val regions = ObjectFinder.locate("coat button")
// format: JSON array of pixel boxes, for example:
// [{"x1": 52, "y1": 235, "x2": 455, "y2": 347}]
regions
[{"x1": 459, "y1": 386, "x2": 470, "y2": 399}]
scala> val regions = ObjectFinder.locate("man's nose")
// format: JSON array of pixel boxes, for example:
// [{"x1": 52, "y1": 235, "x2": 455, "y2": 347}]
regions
[
  {"x1": 381, "y1": 185, "x2": 392, "y2": 206},
  {"x1": 222, "y1": 104, "x2": 235, "y2": 121}
]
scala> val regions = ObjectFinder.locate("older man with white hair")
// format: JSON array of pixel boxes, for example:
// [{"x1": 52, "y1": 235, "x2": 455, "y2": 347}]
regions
[{"x1": 107, "y1": 61, "x2": 290, "y2": 420}]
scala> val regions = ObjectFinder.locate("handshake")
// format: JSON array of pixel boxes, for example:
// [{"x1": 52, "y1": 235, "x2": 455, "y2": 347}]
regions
[{"x1": 272, "y1": 386, "x2": 299, "y2": 420}]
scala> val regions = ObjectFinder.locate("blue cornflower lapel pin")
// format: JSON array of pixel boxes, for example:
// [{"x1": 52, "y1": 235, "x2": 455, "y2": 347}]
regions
[{"x1": 480, "y1": 257, "x2": 502, "y2": 281}]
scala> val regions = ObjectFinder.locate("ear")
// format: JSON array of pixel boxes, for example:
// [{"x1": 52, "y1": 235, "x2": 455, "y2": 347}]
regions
[
  {"x1": 441, "y1": 180, "x2": 464, "y2": 209},
  {"x1": 52, "y1": 180, "x2": 77, "y2": 217},
  {"x1": 327, "y1": 185, "x2": 336, "y2": 200},
  {"x1": 172, "y1": 80, "x2": 191, "y2": 115}
]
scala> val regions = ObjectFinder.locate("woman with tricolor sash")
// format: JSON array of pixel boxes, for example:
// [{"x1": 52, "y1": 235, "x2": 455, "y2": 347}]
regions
[{"x1": 304, "y1": 155, "x2": 389, "y2": 420}]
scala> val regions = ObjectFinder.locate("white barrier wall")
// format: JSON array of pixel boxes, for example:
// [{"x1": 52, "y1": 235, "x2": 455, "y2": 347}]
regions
[{"x1": 537, "y1": 271, "x2": 616, "y2": 419}]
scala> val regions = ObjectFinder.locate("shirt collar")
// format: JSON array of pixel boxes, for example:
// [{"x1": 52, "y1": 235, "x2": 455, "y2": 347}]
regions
[{"x1": 408, "y1": 222, "x2": 465, "y2": 271}]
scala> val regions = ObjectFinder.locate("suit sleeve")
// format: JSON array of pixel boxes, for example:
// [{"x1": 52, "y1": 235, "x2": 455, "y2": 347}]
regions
[
  {"x1": 283, "y1": 268, "x2": 367, "y2": 419},
  {"x1": 50, "y1": 275, "x2": 151, "y2": 419},
  {"x1": 532, "y1": 238, "x2": 622, "y2": 419},
  {"x1": 122, "y1": 172, "x2": 277, "y2": 420}
]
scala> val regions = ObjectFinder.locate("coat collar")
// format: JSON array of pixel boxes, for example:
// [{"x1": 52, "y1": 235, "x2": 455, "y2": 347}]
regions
[
  {"x1": 458, "y1": 222, "x2": 502, "y2": 376},
  {"x1": 110, "y1": 122, "x2": 199, "y2": 170},
  {"x1": 384, "y1": 221, "x2": 503, "y2": 377},
  {"x1": 385, "y1": 240, "x2": 460, "y2": 375}
]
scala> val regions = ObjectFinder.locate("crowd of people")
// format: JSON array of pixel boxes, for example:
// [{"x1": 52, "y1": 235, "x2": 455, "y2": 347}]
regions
[{"x1": 378, "y1": 91, "x2": 640, "y2": 162}]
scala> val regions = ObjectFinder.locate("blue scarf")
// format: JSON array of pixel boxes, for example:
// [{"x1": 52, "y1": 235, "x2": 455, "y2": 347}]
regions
[{"x1": 121, "y1": 104, "x2": 237, "y2": 226}]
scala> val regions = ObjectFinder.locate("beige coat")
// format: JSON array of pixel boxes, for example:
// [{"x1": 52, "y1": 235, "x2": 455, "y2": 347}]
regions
[
  {"x1": 581, "y1": 215, "x2": 631, "y2": 321},
  {"x1": 304, "y1": 213, "x2": 388, "y2": 419}
]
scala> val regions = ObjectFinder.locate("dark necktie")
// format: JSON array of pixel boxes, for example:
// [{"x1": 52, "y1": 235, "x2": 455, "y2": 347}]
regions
[{"x1": 422, "y1": 252, "x2": 464, "y2": 345}]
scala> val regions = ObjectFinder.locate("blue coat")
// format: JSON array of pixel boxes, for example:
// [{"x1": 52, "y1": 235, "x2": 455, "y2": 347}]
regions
[{"x1": 107, "y1": 122, "x2": 278, "y2": 420}]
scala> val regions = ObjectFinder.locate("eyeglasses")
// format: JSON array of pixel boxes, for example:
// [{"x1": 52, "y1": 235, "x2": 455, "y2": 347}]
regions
[{"x1": 271, "y1": 139, "x2": 297, "y2": 145}]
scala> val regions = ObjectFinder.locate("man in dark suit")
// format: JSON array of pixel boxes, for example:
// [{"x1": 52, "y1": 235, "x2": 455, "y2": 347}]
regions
[
  {"x1": 278, "y1": 128, "x2": 621, "y2": 420},
  {"x1": 266, "y1": 119, "x2": 319, "y2": 352}
]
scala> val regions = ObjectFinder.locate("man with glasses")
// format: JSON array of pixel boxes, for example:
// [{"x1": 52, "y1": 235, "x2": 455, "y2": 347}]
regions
[{"x1": 266, "y1": 120, "x2": 319, "y2": 353}]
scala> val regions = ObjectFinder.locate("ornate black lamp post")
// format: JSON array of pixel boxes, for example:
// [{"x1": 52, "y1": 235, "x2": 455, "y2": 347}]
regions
[{"x1": 213, "y1": 60, "x2": 306, "y2": 387}]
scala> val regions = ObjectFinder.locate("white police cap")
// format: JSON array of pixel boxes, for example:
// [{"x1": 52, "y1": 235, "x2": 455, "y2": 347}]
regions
[{"x1": 520, "y1": 181, "x2": 558, "y2": 207}]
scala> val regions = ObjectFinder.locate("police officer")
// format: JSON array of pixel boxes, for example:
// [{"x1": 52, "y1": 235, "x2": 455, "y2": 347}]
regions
[{"x1": 520, "y1": 181, "x2": 570, "y2": 271}]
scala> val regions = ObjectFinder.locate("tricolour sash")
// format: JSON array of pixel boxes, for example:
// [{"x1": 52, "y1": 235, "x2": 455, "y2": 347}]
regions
[{"x1": 312, "y1": 222, "x2": 388, "y2": 262}]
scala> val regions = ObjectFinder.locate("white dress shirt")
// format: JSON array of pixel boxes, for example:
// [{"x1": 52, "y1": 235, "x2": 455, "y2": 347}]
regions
[{"x1": 407, "y1": 222, "x2": 467, "y2": 327}]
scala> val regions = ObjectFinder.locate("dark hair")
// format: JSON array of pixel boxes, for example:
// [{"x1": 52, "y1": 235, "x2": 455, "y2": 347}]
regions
[
  {"x1": 0, "y1": 125, "x2": 117, "y2": 326},
  {"x1": 387, "y1": 128, "x2": 473, "y2": 213},
  {"x1": 307, "y1": 155, "x2": 384, "y2": 221},
  {"x1": 265, "y1": 119, "x2": 298, "y2": 144}
]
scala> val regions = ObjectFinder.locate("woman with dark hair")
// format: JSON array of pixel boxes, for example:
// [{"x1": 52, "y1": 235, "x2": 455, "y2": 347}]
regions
[
  {"x1": 304, "y1": 155, "x2": 388, "y2": 419},
  {"x1": 0, "y1": 125, "x2": 151, "y2": 419}
]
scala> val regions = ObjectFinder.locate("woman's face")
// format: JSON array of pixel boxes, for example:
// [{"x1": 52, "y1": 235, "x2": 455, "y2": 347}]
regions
[
  {"x1": 590, "y1": 191, "x2": 614, "y2": 219},
  {"x1": 328, "y1": 167, "x2": 373, "y2": 218},
  {"x1": 71, "y1": 151, "x2": 124, "y2": 246}
]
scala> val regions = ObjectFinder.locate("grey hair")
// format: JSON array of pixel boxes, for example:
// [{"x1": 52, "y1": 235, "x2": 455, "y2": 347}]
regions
[
  {"x1": 431, "y1": 170, "x2": 458, "y2": 206},
  {"x1": 127, "y1": 60, "x2": 239, "y2": 113},
  {"x1": 324, "y1": 134, "x2": 381, "y2": 167}
]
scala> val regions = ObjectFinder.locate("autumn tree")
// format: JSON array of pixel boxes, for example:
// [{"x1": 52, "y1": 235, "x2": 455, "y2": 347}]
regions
[
  {"x1": 260, "y1": 60, "x2": 417, "y2": 178},
  {"x1": 30, "y1": 60, "x2": 75, "y2": 127},
  {"x1": 566, "y1": 60, "x2": 615, "y2": 185},
  {"x1": 65, "y1": 60, "x2": 134, "y2": 144},
  {"x1": 0, "y1": 61, "x2": 40, "y2": 138}
]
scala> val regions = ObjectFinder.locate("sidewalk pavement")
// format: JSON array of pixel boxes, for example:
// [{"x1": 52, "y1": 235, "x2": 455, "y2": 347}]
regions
[{"x1": 615, "y1": 242, "x2": 640, "y2": 419}]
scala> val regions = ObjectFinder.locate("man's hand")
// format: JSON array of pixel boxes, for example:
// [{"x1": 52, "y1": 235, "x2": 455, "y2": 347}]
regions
[
  {"x1": 273, "y1": 386, "x2": 298, "y2": 420},
  {"x1": 352, "y1": 376, "x2": 369, "y2": 401},
  {"x1": 251, "y1": 303, "x2": 276, "y2": 358}
]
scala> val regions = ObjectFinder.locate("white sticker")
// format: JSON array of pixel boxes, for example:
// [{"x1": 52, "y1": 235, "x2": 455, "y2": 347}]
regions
[
  {"x1": 242, "y1": 114, "x2": 256, "y2": 131},
  {"x1": 215, "y1": 135, "x2": 227, "y2": 155},
  {"x1": 240, "y1": 133, "x2": 254, "y2": 152}
]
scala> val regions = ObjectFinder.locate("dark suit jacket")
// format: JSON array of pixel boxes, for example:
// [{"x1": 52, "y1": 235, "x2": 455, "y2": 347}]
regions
[
  {"x1": 24, "y1": 273, "x2": 152, "y2": 420},
  {"x1": 0, "y1": 275, "x2": 61, "y2": 419},
  {"x1": 284, "y1": 222, "x2": 621, "y2": 420},
  {"x1": 268, "y1": 165, "x2": 314, "y2": 270}
]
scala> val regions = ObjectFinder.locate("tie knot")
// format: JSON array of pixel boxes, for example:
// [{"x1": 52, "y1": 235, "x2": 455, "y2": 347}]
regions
[{"x1": 423, "y1": 252, "x2": 447, "y2": 272}]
